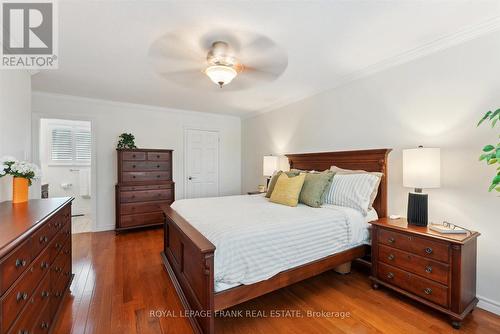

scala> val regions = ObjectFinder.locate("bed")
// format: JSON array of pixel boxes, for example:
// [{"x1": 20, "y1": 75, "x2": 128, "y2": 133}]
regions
[{"x1": 161, "y1": 149, "x2": 391, "y2": 334}]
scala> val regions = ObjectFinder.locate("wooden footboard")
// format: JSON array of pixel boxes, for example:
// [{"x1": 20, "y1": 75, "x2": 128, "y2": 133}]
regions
[{"x1": 161, "y1": 206, "x2": 215, "y2": 334}]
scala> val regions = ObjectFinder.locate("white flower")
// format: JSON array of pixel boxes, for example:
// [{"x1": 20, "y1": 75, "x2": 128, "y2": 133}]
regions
[
  {"x1": 0, "y1": 156, "x2": 17, "y2": 164},
  {"x1": 0, "y1": 164, "x2": 7, "y2": 176}
]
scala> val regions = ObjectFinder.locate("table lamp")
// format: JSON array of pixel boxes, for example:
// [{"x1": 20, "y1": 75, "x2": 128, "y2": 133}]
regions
[{"x1": 403, "y1": 146, "x2": 441, "y2": 226}]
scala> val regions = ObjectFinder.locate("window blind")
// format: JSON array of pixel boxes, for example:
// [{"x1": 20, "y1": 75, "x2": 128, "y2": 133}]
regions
[
  {"x1": 50, "y1": 126, "x2": 91, "y2": 164},
  {"x1": 75, "y1": 130, "x2": 91, "y2": 161},
  {"x1": 51, "y1": 128, "x2": 73, "y2": 161}
]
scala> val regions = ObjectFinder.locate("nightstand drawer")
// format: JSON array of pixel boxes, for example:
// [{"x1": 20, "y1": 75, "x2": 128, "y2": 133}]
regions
[
  {"x1": 379, "y1": 244, "x2": 449, "y2": 285},
  {"x1": 378, "y1": 262, "x2": 448, "y2": 308},
  {"x1": 378, "y1": 228, "x2": 450, "y2": 263}
]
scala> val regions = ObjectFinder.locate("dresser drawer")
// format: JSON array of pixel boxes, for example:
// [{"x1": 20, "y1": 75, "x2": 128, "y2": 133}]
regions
[
  {"x1": 378, "y1": 262, "x2": 448, "y2": 308},
  {"x1": 48, "y1": 231, "x2": 66, "y2": 265},
  {"x1": 122, "y1": 151, "x2": 146, "y2": 160},
  {"x1": 120, "y1": 201, "x2": 171, "y2": 215},
  {"x1": 0, "y1": 238, "x2": 32, "y2": 295},
  {"x1": 120, "y1": 212, "x2": 164, "y2": 228},
  {"x1": 6, "y1": 273, "x2": 50, "y2": 334},
  {"x1": 147, "y1": 152, "x2": 171, "y2": 161},
  {"x1": 1, "y1": 262, "x2": 41, "y2": 331},
  {"x1": 32, "y1": 221, "x2": 53, "y2": 258},
  {"x1": 32, "y1": 302, "x2": 52, "y2": 334},
  {"x1": 378, "y1": 228, "x2": 450, "y2": 263},
  {"x1": 122, "y1": 161, "x2": 170, "y2": 172},
  {"x1": 120, "y1": 189, "x2": 173, "y2": 203},
  {"x1": 120, "y1": 184, "x2": 172, "y2": 192},
  {"x1": 121, "y1": 171, "x2": 171, "y2": 182},
  {"x1": 379, "y1": 244, "x2": 449, "y2": 285},
  {"x1": 32, "y1": 246, "x2": 51, "y2": 284}
]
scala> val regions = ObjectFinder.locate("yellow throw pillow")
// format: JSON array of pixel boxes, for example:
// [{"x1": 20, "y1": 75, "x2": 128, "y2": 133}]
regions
[{"x1": 270, "y1": 173, "x2": 306, "y2": 207}]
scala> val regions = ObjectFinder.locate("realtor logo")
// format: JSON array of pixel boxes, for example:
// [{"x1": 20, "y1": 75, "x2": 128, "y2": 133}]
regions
[{"x1": 1, "y1": 0, "x2": 58, "y2": 69}]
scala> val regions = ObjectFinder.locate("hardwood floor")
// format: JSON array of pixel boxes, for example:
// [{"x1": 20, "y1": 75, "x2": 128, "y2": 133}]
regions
[{"x1": 53, "y1": 229, "x2": 500, "y2": 334}]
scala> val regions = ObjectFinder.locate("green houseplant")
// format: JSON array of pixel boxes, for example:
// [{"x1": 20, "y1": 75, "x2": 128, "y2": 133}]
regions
[
  {"x1": 117, "y1": 133, "x2": 137, "y2": 149},
  {"x1": 478, "y1": 109, "x2": 500, "y2": 192}
]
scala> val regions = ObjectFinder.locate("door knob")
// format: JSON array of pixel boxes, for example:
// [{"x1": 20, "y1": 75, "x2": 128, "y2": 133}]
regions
[{"x1": 188, "y1": 176, "x2": 193, "y2": 180}]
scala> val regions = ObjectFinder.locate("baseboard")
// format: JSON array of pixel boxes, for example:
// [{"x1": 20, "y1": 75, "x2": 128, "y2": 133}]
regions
[
  {"x1": 92, "y1": 224, "x2": 115, "y2": 232},
  {"x1": 477, "y1": 295, "x2": 500, "y2": 315}
]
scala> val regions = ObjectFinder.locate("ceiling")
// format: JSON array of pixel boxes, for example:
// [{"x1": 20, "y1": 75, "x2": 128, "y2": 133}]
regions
[{"x1": 32, "y1": 0, "x2": 500, "y2": 117}]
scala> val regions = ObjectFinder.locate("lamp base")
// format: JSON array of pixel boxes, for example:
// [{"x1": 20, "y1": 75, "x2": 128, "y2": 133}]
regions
[{"x1": 407, "y1": 192, "x2": 428, "y2": 226}]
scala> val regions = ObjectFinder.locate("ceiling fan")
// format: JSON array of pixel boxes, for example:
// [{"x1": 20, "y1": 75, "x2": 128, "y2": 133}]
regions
[{"x1": 149, "y1": 29, "x2": 288, "y2": 90}]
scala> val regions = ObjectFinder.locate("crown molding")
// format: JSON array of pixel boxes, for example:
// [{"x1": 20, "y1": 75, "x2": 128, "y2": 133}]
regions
[{"x1": 244, "y1": 15, "x2": 500, "y2": 119}]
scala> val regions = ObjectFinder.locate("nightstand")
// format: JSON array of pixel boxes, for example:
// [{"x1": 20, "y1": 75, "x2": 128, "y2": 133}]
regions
[
  {"x1": 247, "y1": 191, "x2": 265, "y2": 195},
  {"x1": 369, "y1": 218, "x2": 480, "y2": 329}
]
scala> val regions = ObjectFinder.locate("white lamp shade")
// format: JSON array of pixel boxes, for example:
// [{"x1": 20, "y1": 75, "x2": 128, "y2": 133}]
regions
[
  {"x1": 403, "y1": 147, "x2": 441, "y2": 189},
  {"x1": 263, "y1": 155, "x2": 279, "y2": 177},
  {"x1": 205, "y1": 65, "x2": 237, "y2": 87}
]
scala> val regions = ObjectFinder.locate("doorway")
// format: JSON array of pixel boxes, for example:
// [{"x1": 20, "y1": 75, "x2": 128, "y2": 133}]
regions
[
  {"x1": 184, "y1": 129, "x2": 220, "y2": 199},
  {"x1": 39, "y1": 118, "x2": 94, "y2": 233}
]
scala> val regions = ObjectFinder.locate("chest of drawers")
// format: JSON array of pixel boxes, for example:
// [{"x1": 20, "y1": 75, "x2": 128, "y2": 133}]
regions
[
  {"x1": 370, "y1": 218, "x2": 479, "y2": 329},
  {"x1": 115, "y1": 148, "x2": 175, "y2": 232},
  {"x1": 0, "y1": 197, "x2": 73, "y2": 334}
]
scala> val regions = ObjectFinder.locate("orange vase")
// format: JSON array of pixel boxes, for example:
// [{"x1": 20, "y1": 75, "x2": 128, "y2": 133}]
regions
[{"x1": 12, "y1": 177, "x2": 29, "y2": 204}]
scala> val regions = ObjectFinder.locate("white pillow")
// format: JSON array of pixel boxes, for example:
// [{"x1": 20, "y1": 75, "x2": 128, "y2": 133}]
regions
[{"x1": 324, "y1": 173, "x2": 380, "y2": 215}]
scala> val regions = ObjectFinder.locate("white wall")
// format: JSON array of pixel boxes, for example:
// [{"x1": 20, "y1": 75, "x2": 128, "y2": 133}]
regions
[
  {"x1": 32, "y1": 92, "x2": 241, "y2": 231},
  {"x1": 0, "y1": 70, "x2": 35, "y2": 202},
  {"x1": 242, "y1": 31, "x2": 500, "y2": 313}
]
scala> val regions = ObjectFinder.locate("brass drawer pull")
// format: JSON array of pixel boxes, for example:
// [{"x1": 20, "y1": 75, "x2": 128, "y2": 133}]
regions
[
  {"x1": 42, "y1": 290, "x2": 50, "y2": 298},
  {"x1": 386, "y1": 272, "x2": 394, "y2": 279},
  {"x1": 425, "y1": 266, "x2": 433, "y2": 273},
  {"x1": 15, "y1": 258, "x2": 27, "y2": 267},
  {"x1": 16, "y1": 291, "x2": 28, "y2": 301},
  {"x1": 424, "y1": 288, "x2": 432, "y2": 295},
  {"x1": 388, "y1": 237, "x2": 395, "y2": 244},
  {"x1": 40, "y1": 321, "x2": 49, "y2": 329},
  {"x1": 387, "y1": 254, "x2": 395, "y2": 261},
  {"x1": 425, "y1": 247, "x2": 433, "y2": 254},
  {"x1": 19, "y1": 330, "x2": 30, "y2": 334},
  {"x1": 41, "y1": 261, "x2": 49, "y2": 269},
  {"x1": 39, "y1": 236, "x2": 48, "y2": 243}
]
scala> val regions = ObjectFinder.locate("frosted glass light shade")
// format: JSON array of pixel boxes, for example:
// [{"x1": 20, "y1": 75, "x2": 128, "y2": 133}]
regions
[
  {"x1": 205, "y1": 65, "x2": 237, "y2": 87},
  {"x1": 263, "y1": 156, "x2": 279, "y2": 177},
  {"x1": 403, "y1": 147, "x2": 441, "y2": 189}
]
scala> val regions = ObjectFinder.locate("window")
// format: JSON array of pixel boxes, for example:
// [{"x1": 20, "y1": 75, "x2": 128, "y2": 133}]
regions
[{"x1": 50, "y1": 125, "x2": 91, "y2": 165}]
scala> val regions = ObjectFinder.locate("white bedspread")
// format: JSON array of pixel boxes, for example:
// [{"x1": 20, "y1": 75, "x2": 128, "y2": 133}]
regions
[{"x1": 171, "y1": 194, "x2": 372, "y2": 292}]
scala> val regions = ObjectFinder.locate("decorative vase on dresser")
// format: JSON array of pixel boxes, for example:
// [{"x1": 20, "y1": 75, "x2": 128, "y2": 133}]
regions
[
  {"x1": 115, "y1": 148, "x2": 174, "y2": 232},
  {"x1": 369, "y1": 218, "x2": 480, "y2": 329},
  {"x1": 0, "y1": 197, "x2": 73, "y2": 333}
]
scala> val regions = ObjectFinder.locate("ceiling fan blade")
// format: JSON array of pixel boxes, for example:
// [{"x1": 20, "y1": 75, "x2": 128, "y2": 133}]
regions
[
  {"x1": 240, "y1": 35, "x2": 276, "y2": 54},
  {"x1": 149, "y1": 33, "x2": 205, "y2": 63}
]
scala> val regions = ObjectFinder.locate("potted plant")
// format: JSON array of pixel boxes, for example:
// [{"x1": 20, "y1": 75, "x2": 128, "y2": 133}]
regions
[
  {"x1": 0, "y1": 156, "x2": 40, "y2": 203},
  {"x1": 478, "y1": 109, "x2": 500, "y2": 192},
  {"x1": 117, "y1": 133, "x2": 137, "y2": 149}
]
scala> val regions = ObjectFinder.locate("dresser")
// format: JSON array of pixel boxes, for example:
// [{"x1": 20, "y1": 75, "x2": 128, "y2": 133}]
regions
[
  {"x1": 370, "y1": 218, "x2": 479, "y2": 329},
  {"x1": 115, "y1": 148, "x2": 174, "y2": 232},
  {"x1": 0, "y1": 197, "x2": 73, "y2": 334}
]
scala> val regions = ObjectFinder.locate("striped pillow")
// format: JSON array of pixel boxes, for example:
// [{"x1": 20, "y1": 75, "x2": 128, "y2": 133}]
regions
[{"x1": 324, "y1": 173, "x2": 379, "y2": 215}]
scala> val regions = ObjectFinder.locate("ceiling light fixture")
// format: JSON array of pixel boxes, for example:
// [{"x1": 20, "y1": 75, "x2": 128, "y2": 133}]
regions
[
  {"x1": 205, "y1": 65, "x2": 237, "y2": 88},
  {"x1": 204, "y1": 41, "x2": 238, "y2": 88}
]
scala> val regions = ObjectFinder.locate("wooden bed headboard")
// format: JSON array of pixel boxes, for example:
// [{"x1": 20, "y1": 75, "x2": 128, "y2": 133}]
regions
[{"x1": 286, "y1": 149, "x2": 392, "y2": 218}]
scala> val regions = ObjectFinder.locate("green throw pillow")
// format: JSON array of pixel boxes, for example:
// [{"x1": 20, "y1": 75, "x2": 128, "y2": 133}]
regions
[
  {"x1": 265, "y1": 170, "x2": 300, "y2": 198},
  {"x1": 299, "y1": 171, "x2": 335, "y2": 207}
]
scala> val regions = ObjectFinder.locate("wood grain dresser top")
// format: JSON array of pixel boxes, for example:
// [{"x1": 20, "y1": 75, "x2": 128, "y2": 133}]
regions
[
  {"x1": 0, "y1": 197, "x2": 73, "y2": 256},
  {"x1": 371, "y1": 218, "x2": 480, "y2": 244}
]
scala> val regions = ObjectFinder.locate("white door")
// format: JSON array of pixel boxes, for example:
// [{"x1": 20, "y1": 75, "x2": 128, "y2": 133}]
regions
[{"x1": 185, "y1": 129, "x2": 219, "y2": 199}]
